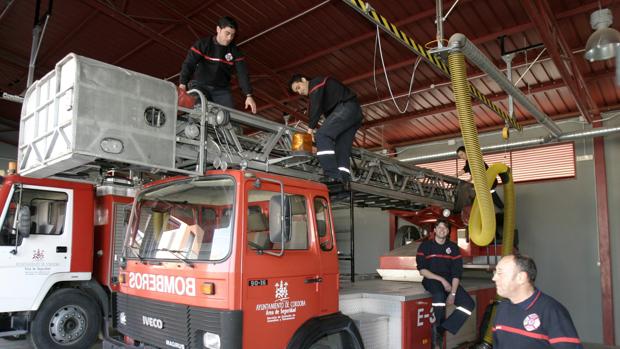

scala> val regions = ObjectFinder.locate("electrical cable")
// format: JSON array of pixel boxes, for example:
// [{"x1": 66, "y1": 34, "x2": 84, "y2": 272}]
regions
[{"x1": 373, "y1": 26, "x2": 422, "y2": 114}]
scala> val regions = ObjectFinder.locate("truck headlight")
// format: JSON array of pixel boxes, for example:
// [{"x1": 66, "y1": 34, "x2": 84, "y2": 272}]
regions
[{"x1": 203, "y1": 332, "x2": 220, "y2": 349}]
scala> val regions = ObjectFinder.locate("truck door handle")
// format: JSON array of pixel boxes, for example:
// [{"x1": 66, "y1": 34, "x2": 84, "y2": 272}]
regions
[
  {"x1": 305, "y1": 277, "x2": 323, "y2": 284},
  {"x1": 56, "y1": 246, "x2": 67, "y2": 253}
]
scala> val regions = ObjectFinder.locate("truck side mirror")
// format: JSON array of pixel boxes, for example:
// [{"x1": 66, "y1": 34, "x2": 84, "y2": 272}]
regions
[
  {"x1": 269, "y1": 195, "x2": 290, "y2": 243},
  {"x1": 17, "y1": 206, "x2": 32, "y2": 238}
]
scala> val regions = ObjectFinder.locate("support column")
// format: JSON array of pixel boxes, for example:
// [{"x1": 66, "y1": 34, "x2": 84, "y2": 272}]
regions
[
  {"x1": 389, "y1": 213, "x2": 398, "y2": 250},
  {"x1": 593, "y1": 118, "x2": 615, "y2": 345}
]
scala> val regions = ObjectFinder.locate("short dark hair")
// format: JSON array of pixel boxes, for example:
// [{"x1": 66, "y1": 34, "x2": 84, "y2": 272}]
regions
[
  {"x1": 435, "y1": 218, "x2": 451, "y2": 230},
  {"x1": 456, "y1": 146, "x2": 466, "y2": 154},
  {"x1": 218, "y1": 16, "x2": 237, "y2": 30},
  {"x1": 512, "y1": 253, "x2": 537, "y2": 284},
  {"x1": 288, "y1": 74, "x2": 308, "y2": 92}
]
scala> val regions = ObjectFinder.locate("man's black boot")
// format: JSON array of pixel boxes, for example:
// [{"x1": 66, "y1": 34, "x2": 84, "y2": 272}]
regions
[
  {"x1": 341, "y1": 174, "x2": 351, "y2": 191},
  {"x1": 431, "y1": 325, "x2": 444, "y2": 349}
]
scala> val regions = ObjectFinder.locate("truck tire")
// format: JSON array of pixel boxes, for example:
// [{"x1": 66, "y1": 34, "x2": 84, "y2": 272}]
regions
[
  {"x1": 29, "y1": 288, "x2": 101, "y2": 349},
  {"x1": 287, "y1": 313, "x2": 364, "y2": 349}
]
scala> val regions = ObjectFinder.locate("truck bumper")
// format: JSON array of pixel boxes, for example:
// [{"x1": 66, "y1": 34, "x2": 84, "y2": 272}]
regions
[{"x1": 102, "y1": 337, "x2": 158, "y2": 349}]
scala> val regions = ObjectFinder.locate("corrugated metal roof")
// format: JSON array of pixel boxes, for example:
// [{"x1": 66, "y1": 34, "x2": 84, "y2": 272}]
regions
[{"x1": 0, "y1": 0, "x2": 618, "y2": 147}]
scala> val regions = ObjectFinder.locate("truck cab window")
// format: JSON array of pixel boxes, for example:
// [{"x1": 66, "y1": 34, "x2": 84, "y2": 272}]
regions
[
  {"x1": 0, "y1": 187, "x2": 68, "y2": 246},
  {"x1": 128, "y1": 177, "x2": 236, "y2": 262},
  {"x1": 248, "y1": 190, "x2": 308, "y2": 250},
  {"x1": 314, "y1": 197, "x2": 334, "y2": 251}
]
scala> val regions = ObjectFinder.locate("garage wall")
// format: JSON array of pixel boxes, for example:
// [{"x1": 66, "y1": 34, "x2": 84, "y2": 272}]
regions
[
  {"x1": 513, "y1": 141, "x2": 602, "y2": 342},
  {"x1": 395, "y1": 117, "x2": 616, "y2": 343},
  {"x1": 0, "y1": 143, "x2": 17, "y2": 171},
  {"x1": 333, "y1": 206, "x2": 389, "y2": 276}
]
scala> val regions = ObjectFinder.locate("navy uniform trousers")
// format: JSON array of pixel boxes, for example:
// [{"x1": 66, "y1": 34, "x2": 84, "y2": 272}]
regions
[
  {"x1": 423, "y1": 279, "x2": 475, "y2": 336},
  {"x1": 315, "y1": 100, "x2": 363, "y2": 180}
]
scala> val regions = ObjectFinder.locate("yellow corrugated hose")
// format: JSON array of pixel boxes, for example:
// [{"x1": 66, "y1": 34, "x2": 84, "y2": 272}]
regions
[
  {"x1": 468, "y1": 163, "x2": 516, "y2": 247},
  {"x1": 448, "y1": 52, "x2": 495, "y2": 246},
  {"x1": 448, "y1": 52, "x2": 517, "y2": 346}
]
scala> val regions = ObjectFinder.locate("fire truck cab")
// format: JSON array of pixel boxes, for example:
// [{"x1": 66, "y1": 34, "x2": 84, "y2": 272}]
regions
[
  {"x1": 0, "y1": 174, "x2": 134, "y2": 348},
  {"x1": 109, "y1": 170, "x2": 363, "y2": 349}
]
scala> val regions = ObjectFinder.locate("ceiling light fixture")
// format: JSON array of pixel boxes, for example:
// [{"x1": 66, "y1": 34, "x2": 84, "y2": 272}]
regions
[
  {"x1": 584, "y1": 8, "x2": 620, "y2": 86},
  {"x1": 584, "y1": 8, "x2": 620, "y2": 62}
]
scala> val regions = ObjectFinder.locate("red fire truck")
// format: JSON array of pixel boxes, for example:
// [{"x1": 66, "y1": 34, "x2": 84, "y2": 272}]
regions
[
  {"x1": 2, "y1": 54, "x2": 497, "y2": 349},
  {"x1": 0, "y1": 173, "x2": 133, "y2": 348}
]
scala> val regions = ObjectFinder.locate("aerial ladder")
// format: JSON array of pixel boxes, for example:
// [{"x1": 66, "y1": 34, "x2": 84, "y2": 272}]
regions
[{"x1": 18, "y1": 54, "x2": 464, "y2": 214}]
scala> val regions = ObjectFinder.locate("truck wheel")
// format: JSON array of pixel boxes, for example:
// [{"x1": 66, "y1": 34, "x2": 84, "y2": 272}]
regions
[
  {"x1": 288, "y1": 313, "x2": 364, "y2": 349},
  {"x1": 29, "y1": 288, "x2": 101, "y2": 349}
]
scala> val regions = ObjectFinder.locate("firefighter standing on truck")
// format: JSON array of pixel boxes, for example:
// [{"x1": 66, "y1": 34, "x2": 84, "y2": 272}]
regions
[
  {"x1": 179, "y1": 16, "x2": 257, "y2": 114},
  {"x1": 416, "y1": 219, "x2": 475, "y2": 349},
  {"x1": 288, "y1": 74, "x2": 363, "y2": 185}
]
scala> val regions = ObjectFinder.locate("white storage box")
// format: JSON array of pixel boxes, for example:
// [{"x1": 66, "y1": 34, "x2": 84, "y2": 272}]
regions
[{"x1": 18, "y1": 53, "x2": 178, "y2": 177}]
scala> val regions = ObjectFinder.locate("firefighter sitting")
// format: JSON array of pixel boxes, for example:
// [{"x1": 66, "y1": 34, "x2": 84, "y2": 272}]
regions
[{"x1": 416, "y1": 219, "x2": 475, "y2": 349}]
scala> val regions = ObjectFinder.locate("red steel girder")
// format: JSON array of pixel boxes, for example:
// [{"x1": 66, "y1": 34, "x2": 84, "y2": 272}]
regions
[
  {"x1": 276, "y1": 0, "x2": 473, "y2": 73},
  {"x1": 84, "y1": 0, "x2": 187, "y2": 57},
  {"x1": 363, "y1": 76, "x2": 569, "y2": 129},
  {"x1": 521, "y1": 0, "x2": 598, "y2": 123},
  {"x1": 383, "y1": 102, "x2": 620, "y2": 149},
  {"x1": 259, "y1": 2, "x2": 609, "y2": 115}
]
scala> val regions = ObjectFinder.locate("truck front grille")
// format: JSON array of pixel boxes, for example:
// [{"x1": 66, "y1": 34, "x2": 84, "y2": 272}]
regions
[{"x1": 115, "y1": 293, "x2": 241, "y2": 349}]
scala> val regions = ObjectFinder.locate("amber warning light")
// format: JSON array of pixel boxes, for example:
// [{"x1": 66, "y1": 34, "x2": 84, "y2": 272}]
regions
[{"x1": 292, "y1": 132, "x2": 313, "y2": 155}]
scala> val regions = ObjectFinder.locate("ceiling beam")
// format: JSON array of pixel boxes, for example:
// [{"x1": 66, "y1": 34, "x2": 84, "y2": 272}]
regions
[
  {"x1": 521, "y1": 0, "x2": 598, "y2": 123},
  {"x1": 362, "y1": 69, "x2": 614, "y2": 129},
  {"x1": 0, "y1": 0, "x2": 16, "y2": 25},
  {"x1": 111, "y1": 1, "x2": 219, "y2": 67},
  {"x1": 383, "y1": 103, "x2": 620, "y2": 150},
  {"x1": 84, "y1": 0, "x2": 187, "y2": 57},
  {"x1": 276, "y1": 0, "x2": 607, "y2": 76},
  {"x1": 252, "y1": 90, "x2": 308, "y2": 123},
  {"x1": 276, "y1": 0, "x2": 475, "y2": 73},
  {"x1": 363, "y1": 78, "x2": 565, "y2": 129},
  {"x1": 257, "y1": 0, "x2": 603, "y2": 115}
]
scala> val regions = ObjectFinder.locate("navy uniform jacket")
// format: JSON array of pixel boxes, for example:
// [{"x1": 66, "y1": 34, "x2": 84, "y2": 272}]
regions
[
  {"x1": 493, "y1": 289, "x2": 583, "y2": 348},
  {"x1": 180, "y1": 36, "x2": 252, "y2": 95},
  {"x1": 415, "y1": 239, "x2": 463, "y2": 280},
  {"x1": 462, "y1": 160, "x2": 498, "y2": 189},
  {"x1": 307, "y1": 77, "x2": 357, "y2": 129}
]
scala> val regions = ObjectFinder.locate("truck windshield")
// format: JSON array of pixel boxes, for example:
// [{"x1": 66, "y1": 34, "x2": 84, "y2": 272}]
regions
[{"x1": 127, "y1": 177, "x2": 235, "y2": 262}]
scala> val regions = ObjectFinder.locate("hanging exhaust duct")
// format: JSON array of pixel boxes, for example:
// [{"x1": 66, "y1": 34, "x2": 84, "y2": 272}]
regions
[{"x1": 449, "y1": 33, "x2": 564, "y2": 138}]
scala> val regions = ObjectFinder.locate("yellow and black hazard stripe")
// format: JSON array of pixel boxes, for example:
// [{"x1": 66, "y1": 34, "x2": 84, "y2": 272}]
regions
[{"x1": 344, "y1": 0, "x2": 522, "y2": 131}]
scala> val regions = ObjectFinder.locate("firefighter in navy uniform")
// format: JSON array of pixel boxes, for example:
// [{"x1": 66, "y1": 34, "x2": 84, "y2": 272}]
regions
[
  {"x1": 456, "y1": 146, "x2": 504, "y2": 209},
  {"x1": 492, "y1": 254, "x2": 583, "y2": 349},
  {"x1": 416, "y1": 219, "x2": 475, "y2": 349},
  {"x1": 288, "y1": 74, "x2": 363, "y2": 184},
  {"x1": 179, "y1": 16, "x2": 257, "y2": 113}
]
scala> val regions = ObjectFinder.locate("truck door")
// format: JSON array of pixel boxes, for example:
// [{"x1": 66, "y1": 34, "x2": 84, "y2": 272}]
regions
[
  {"x1": 0, "y1": 184, "x2": 73, "y2": 311},
  {"x1": 312, "y1": 196, "x2": 339, "y2": 314},
  {"x1": 243, "y1": 183, "x2": 321, "y2": 348}
]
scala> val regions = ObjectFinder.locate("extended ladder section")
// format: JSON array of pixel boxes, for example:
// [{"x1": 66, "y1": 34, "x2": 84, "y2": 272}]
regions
[{"x1": 18, "y1": 54, "x2": 463, "y2": 210}]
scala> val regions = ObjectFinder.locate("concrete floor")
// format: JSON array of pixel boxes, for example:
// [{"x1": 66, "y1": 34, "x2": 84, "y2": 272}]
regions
[
  {"x1": 0, "y1": 338, "x2": 102, "y2": 348},
  {"x1": 0, "y1": 338, "x2": 617, "y2": 348}
]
